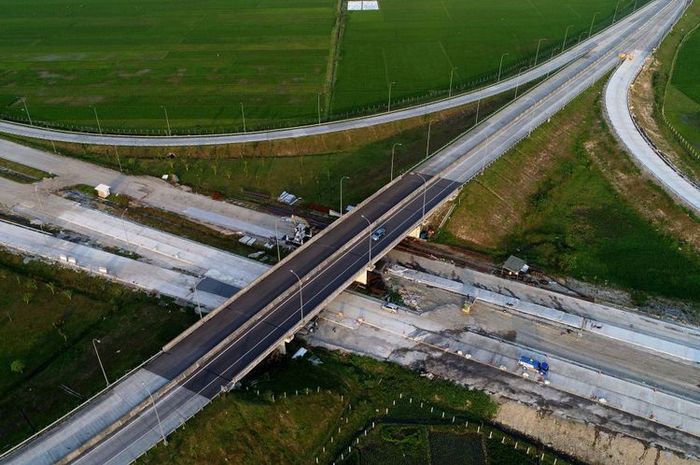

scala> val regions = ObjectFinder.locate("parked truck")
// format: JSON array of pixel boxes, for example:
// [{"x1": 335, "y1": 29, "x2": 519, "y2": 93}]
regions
[{"x1": 518, "y1": 356, "x2": 549, "y2": 376}]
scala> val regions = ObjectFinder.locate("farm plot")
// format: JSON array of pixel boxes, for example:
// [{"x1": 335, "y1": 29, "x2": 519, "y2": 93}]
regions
[
  {"x1": 331, "y1": 0, "x2": 645, "y2": 115},
  {"x1": 0, "y1": 0, "x2": 337, "y2": 132},
  {"x1": 666, "y1": 26, "x2": 700, "y2": 151}
]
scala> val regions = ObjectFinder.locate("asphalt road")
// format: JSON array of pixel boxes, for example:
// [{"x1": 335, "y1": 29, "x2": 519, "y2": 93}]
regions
[
  {"x1": 0, "y1": 0, "x2": 687, "y2": 464},
  {"x1": 0, "y1": 0, "x2": 671, "y2": 147}
]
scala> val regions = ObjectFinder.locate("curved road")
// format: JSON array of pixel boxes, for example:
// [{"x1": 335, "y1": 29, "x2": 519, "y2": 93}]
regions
[
  {"x1": 604, "y1": 46, "x2": 700, "y2": 214},
  {"x1": 0, "y1": 0, "x2": 672, "y2": 147}
]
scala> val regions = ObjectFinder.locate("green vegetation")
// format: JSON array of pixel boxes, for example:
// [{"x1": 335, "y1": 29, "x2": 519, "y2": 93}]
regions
[
  {"x1": 0, "y1": 157, "x2": 51, "y2": 183},
  {"x1": 665, "y1": 23, "x2": 700, "y2": 151},
  {"x1": 436, "y1": 82, "x2": 700, "y2": 307},
  {"x1": 137, "y1": 348, "x2": 498, "y2": 465},
  {"x1": 0, "y1": 250, "x2": 196, "y2": 451},
  {"x1": 1, "y1": 0, "x2": 645, "y2": 132},
  {"x1": 332, "y1": 0, "x2": 643, "y2": 115}
]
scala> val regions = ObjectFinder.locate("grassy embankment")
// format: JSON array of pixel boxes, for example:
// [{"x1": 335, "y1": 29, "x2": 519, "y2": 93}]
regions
[
  {"x1": 0, "y1": 158, "x2": 51, "y2": 183},
  {"x1": 13, "y1": 88, "x2": 519, "y2": 211},
  {"x1": 0, "y1": 250, "x2": 196, "y2": 452},
  {"x1": 0, "y1": 0, "x2": 645, "y2": 132},
  {"x1": 135, "y1": 348, "x2": 572, "y2": 465},
  {"x1": 435, "y1": 82, "x2": 700, "y2": 308}
]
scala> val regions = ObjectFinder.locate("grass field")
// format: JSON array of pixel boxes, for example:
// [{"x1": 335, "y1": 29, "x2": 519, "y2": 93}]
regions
[
  {"x1": 0, "y1": 250, "x2": 196, "y2": 451},
  {"x1": 136, "y1": 349, "x2": 498, "y2": 465},
  {"x1": 665, "y1": 24, "x2": 700, "y2": 151},
  {"x1": 436, "y1": 81, "x2": 700, "y2": 308},
  {"x1": 332, "y1": 0, "x2": 642, "y2": 115},
  {"x1": 1, "y1": 0, "x2": 643, "y2": 132},
  {"x1": 0, "y1": 0, "x2": 338, "y2": 132}
]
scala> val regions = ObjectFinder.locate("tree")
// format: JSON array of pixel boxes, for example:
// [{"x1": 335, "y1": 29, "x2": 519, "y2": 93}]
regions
[
  {"x1": 10, "y1": 360, "x2": 25, "y2": 374},
  {"x1": 46, "y1": 282, "x2": 56, "y2": 295},
  {"x1": 22, "y1": 293, "x2": 32, "y2": 305},
  {"x1": 62, "y1": 289, "x2": 73, "y2": 301}
]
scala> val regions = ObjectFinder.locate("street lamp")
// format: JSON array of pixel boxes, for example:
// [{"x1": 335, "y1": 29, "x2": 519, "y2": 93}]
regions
[
  {"x1": 317, "y1": 93, "x2": 322, "y2": 124},
  {"x1": 21, "y1": 98, "x2": 33, "y2": 126},
  {"x1": 514, "y1": 66, "x2": 528, "y2": 99},
  {"x1": 497, "y1": 53, "x2": 509, "y2": 82},
  {"x1": 289, "y1": 270, "x2": 304, "y2": 321},
  {"x1": 562, "y1": 25, "x2": 573, "y2": 53},
  {"x1": 240, "y1": 102, "x2": 246, "y2": 133},
  {"x1": 360, "y1": 214, "x2": 372, "y2": 264},
  {"x1": 425, "y1": 121, "x2": 433, "y2": 159},
  {"x1": 161, "y1": 106, "x2": 171, "y2": 136},
  {"x1": 612, "y1": 0, "x2": 621, "y2": 23},
  {"x1": 92, "y1": 338, "x2": 109, "y2": 387},
  {"x1": 274, "y1": 217, "x2": 283, "y2": 262},
  {"x1": 339, "y1": 176, "x2": 350, "y2": 216},
  {"x1": 92, "y1": 106, "x2": 103, "y2": 134},
  {"x1": 534, "y1": 38, "x2": 546, "y2": 66},
  {"x1": 413, "y1": 173, "x2": 428, "y2": 220},
  {"x1": 387, "y1": 81, "x2": 396, "y2": 112},
  {"x1": 390, "y1": 143, "x2": 402, "y2": 181},
  {"x1": 589, "y1": 12, "x2": 599, "y2": 37},
  {"x1": 448, "y1": 67, "x2": 458, "y2": 97},
  {"x1": 142, "y1": 383, "x2": 168, "y2": 446}
]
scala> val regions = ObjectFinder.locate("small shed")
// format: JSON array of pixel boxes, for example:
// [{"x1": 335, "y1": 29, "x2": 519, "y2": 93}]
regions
[
  {"x1": 95, "y1": 184, "x2": 111, "y2": 199},
  {"x1": 502, "y1": 255, "x2": 529, "y2": 276}
]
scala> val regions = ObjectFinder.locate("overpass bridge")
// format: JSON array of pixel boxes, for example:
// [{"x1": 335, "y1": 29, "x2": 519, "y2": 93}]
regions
[{"x1": 0, "y1": 0, "x2": 688, "y2": 463}]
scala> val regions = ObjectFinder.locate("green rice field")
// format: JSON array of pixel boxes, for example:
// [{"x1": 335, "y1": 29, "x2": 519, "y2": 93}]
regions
[
  {"x1": 666, "y1": 25, "x2": 700, "y2": 151},
  {"x1": 0, "y1": 0, "x2": 644, "y2": 132}
]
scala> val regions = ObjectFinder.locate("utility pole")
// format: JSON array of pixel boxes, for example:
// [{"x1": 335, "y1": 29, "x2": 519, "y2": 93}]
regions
[
  {"x1": 534, "y1": 39, "x2": 546, "y2": 66},
  {"x1": 92, "y1": 338, "x2": 109, "y2": 387},
  {"x1": 161, "y1": 106, "x2": 171, "y2": 136},
  {"x1": 93, "y1": 106, "x2": 103, "y2": 134},
  {"x1": 387, "y1": 81, "x2": 396, "y2": 112},
  {"x1": 390, "y1": 143, "x2": 402, "y2": 181},
  {"x1": 142, "y1": 383, "x2": 167, "y2": 446},
  {"x1": 289, "y1": 270, "x2": 304, "y2": 321},
  {"x1": 339, "y1": 175, "x2": 350, "y2": 215},
  {"x1": 448, "y1": 67, "x2": 457, "y2": 97},
  {"x1": 497, "y1": 53, "x2": 509, "y2": 82},
  {"x1": 240, "y1": 102, "x2": 246, "y2": 133}
]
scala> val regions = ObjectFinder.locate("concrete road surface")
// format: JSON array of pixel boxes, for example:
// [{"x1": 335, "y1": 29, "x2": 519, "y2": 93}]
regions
[
  {"x1": 0, "y1": 139, "x2": 294, "y2": 238},
  {"x1": 604, "y1": 50, "x2": 700, "y2": 213}
]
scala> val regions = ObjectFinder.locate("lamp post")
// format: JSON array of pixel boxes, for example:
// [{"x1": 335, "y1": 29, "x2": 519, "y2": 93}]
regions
[
  {"x1": 589, "y1": 12, "x2": 599, "y2": 37},
  {"x1": 387, "y1": 81, "x2": 396, "y2": 112},
  {"x1": 289, "y1": 270, "x2": 304, "y2": 321},
  {"x1": 339, "y1": 176, "x2": 350, "y2": 215},
  {"x1": 142, "y1": 383, "x2": 167, "y2": 446},
  {"x1": 497, "y1": 53, "x2": 509, "y2": 82},
  {"x1": 92, "y1": 106, "x2": 103, "y2": 134},
  {"x1": 21, "y1": 98, "x2": 33, "y2": 125},
  {"x1": 534, "y1": 38, "x2": 546, "y2": 66},
  {"x1": 425, "y1": 121, "x2": 433, "y2": 159},
  {"x1": 161, "y1": 106, "x2": 171, "y2": 136},
  {"x1": 317, "y1": 93, "x2": 322, "y2": 124},
  {"x1": 514, "y1": 66, "x2": 528, "y2": 99},
  {"x1": 612, "y1": 0, "x2": 621, "y2": 23},
  {"x1": 390, "y1": 143, "x2": 402, "y2": 181},
  {"x1": 274, "y1": 218, "x2": 282, "y2": 262},
  {"x1": 92, "y1": 338, "x2": 109, "y2": 387},
  {"x1": 240, "y1": 102, "x2": 246, "y2": 133},
  {"x1": 562, "y1": 25, "x2": 573, "y2": 53},
  {"x1": 448, "y1": 67, "x2": 458, "y2": 97},
  {"x1": 360, "y1": 214, "x2": 372, "y2": 264},
  {"x1": 413, "y1": 173, "x2": 428, "y2": 220}
]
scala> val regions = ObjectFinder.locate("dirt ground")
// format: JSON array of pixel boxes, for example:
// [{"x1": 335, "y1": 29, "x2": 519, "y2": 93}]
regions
[{"x1": 496, "y1": 401, "x2": 699, "y2": 465}]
